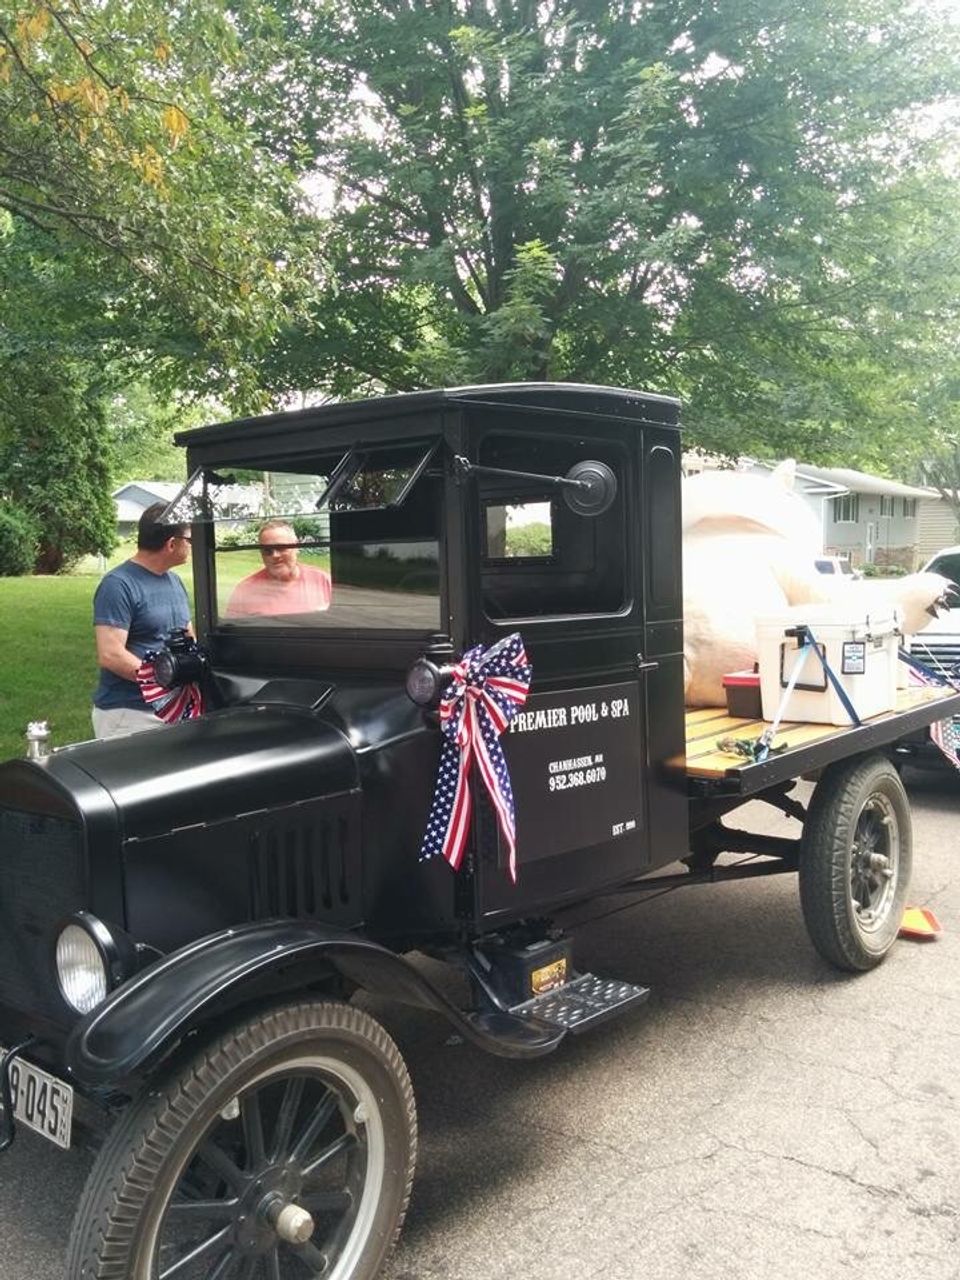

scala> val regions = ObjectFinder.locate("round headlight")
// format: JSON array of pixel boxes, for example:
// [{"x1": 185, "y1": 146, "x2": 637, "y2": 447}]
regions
[
  {"x1": 406, "y1": 658, "x2": 456, "y2": 708},
  {"x1": 56, "y1": 923, "x2": 108, "y2": 1014},
  {"x1": 406, "y1": 659, "x2": 441, "y2": 706}
]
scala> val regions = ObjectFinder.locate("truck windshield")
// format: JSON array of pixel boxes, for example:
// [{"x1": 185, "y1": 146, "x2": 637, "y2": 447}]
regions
[{"x1": 188, "y1": 446, "x2": 443, "y2": 632}]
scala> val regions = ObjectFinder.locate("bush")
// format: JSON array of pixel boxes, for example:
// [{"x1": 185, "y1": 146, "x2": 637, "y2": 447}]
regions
[
  {"x1": 861, "y1": 563, "x2": 907, "y2": 578},
  {"x1": 217, "y1": 516, "x2": 329, "y2": 549},
  {"x1": 217, "y1": 521, "x2": 258, "y2": 548},
  {"x1": 0, "y1": 503, "x2": 39, "y2": 576}
]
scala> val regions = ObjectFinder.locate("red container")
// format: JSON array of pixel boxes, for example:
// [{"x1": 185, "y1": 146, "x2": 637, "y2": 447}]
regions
[{"x1": 722, "y1": 669, "x2": 762, "y2": 719}]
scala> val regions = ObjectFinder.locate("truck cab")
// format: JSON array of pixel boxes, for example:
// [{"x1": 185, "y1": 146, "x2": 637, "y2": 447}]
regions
[
  {"x1": 0, "y1": 383, "x2": 688, "y2": 1280},
  {"x1": 160, "y1": 381, "x2": 689, "y2": 942}
]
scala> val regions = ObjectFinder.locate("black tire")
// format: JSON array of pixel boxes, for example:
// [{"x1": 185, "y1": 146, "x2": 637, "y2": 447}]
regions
[
  {"x1": 66, "y1": 1000, "x2": 417, "y2": 1280},
  {"x1": 799, "y1": 753, "x2": 912, "y2": 972}
]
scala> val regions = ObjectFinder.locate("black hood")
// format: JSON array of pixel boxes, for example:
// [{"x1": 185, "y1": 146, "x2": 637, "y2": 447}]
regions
[{"x1": 48, "y1": 705, "x2": 358, "y2": 842}]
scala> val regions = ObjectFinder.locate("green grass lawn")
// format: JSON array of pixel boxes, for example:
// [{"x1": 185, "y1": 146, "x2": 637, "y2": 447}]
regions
[
  {"x1": 0, "y1": 545, "x2": 194, "y2": 760},
  {"x1": 1, "y1": 574, "x2": 112, "y2": 758}
]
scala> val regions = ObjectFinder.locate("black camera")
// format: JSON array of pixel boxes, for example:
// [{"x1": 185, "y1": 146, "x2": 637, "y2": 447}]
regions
[{"x1": 152, "y1": 629, "x2": 208, "y2": 689}]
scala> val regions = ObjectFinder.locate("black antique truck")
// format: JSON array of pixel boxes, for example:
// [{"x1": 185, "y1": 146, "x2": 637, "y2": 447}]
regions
[{"x1": 1, "y1": 383, "x2": 958, "y2": 1280}]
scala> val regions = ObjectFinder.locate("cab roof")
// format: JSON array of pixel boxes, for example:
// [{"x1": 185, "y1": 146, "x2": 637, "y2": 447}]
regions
[{"x1": 175, "y1": 382, "x2": 682, "y2": 448}]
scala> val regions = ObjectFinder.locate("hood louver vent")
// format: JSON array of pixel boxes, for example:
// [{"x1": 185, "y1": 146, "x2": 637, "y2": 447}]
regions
[{"x1": 249, "y1": 797, "x2": 358, "y2": 923}]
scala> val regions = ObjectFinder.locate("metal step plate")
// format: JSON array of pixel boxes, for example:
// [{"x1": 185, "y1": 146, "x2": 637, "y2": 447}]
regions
[{"x1": 511, "y1": 973, "x2": 650, "y2": 1034}]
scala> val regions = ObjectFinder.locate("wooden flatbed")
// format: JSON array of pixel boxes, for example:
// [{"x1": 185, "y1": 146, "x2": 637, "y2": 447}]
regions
[{"x1": 683, "y1": 686, "x2": 960, "y2": 797}]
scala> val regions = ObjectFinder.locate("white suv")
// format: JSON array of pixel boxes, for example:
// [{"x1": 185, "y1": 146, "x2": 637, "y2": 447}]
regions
[
  {"x1": 911, "y1": 547, "x2": 960, "y2": 676},
  {"x1": 814, "y1": 555, "x2": 861, "y2": 579}
]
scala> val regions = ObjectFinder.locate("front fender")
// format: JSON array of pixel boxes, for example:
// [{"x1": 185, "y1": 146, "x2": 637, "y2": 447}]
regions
[{"x1": 67, "y1": 920, "x2": 563, "y2": 1090}]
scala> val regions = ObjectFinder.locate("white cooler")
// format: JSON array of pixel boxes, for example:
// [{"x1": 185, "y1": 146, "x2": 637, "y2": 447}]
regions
[{"x1": 756, "y1": 606, "x2": 901, "y2": 726}]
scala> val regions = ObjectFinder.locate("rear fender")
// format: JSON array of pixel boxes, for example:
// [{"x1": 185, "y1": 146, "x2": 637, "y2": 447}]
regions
[{"x1": 67, "y1": 920, "x2": 561, "y2": 1090}]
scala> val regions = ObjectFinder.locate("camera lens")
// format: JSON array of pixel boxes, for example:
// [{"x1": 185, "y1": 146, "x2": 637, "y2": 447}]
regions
[{"x1": 153, "y1": 650, "x2": 179, "y2": 688}]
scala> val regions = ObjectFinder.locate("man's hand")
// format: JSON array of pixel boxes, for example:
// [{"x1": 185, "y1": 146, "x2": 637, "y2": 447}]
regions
[{"x1": 94, "y1": 625, "x2": 143, "y2": 682}]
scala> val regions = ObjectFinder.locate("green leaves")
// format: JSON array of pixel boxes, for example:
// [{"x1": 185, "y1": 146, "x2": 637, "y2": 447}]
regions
[
  {"x1": 0, "y1": 355, "x2": 116, "y2": 572},
  {"x1": 0, "y1": 0, "x2": 318, "y2": 402},
  {"x1": 2, "y1": 0, "x2": 959, "y2": 479}
]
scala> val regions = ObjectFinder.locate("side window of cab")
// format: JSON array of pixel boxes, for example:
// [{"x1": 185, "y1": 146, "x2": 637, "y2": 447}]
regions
[{"x1": 477, "y1": 433, "x2": 628, "y2": 621}]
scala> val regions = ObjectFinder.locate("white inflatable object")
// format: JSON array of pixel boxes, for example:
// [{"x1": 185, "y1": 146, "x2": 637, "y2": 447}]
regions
[{"x1": 682, "y1": 462, "x2": 951, "y2": 708}]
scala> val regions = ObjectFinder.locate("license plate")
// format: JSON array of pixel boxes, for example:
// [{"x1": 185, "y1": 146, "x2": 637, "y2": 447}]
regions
[
  {"x1": 531, "y1": 958, "x2": 568, "y2": 995},
  {"x1": 0, "y1": 1049, "x2": 73, "y2": 1149}
]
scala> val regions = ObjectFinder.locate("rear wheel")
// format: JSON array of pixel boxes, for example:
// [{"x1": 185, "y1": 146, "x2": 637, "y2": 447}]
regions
[
  {"x1": 67, "y1": 1000, "x2": 416, "y2": 1279},
  {"x1": 799, "y1": 753, "x2": 911, "y2": 971}
]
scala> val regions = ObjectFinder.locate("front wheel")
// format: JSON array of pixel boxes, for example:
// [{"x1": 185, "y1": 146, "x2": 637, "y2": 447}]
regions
[
  {"x1": 799, "y1": 753, "x2": 912, "y2": 972},
  {"x1": 67, "y1": 1000, "x2": 417, "y2": 1280}
]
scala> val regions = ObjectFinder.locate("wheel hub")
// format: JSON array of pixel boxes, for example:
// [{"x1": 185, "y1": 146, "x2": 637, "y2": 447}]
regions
[
  {"x1": 235, "y1": 1164, "x2": 309, "y2": 1255},
  {"x1": 850, "y1": 792, "x2": 900, "y2": 930}
]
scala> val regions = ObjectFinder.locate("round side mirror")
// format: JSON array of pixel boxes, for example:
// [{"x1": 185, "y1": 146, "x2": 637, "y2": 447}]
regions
[{"x1": 563, "y1": 460, "x2": 618, "y2": 517}]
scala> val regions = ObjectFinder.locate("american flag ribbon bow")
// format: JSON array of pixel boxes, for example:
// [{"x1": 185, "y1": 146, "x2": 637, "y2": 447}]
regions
[
  {"x1": 419, "y1": 632, "x2": 532, "y2": 882},
  {"x1": 136, "y1": 653, "x2": 205, "y2": 724}
]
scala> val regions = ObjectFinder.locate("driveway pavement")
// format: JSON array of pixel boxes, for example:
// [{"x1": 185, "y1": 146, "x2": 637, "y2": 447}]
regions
[{"x1": 1, "y1": 769, "x2": 957, "y2": 1280}]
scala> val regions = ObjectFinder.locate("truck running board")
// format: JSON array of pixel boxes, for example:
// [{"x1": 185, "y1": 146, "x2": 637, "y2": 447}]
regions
[
  {"x1": 463, "y1": 939, "x2": 650, "y2": 1052},
  {"x1": 511, "y1": 973, "x2": 650, "y2": 1034}
]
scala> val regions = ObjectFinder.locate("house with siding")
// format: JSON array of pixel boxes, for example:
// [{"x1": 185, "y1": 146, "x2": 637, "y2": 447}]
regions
[
  {"x1": 684, "y1": 454, "x2": 954, "y2": 569},
  {"x1": 786, "y1": 465, "x2": 933, "y2": 570},
  {"x1": 112, "y1": 481, "x2": 182, "y2": 536},
  {"x1": 916, "y1": 494, "x2": 959, "y2": 566}
]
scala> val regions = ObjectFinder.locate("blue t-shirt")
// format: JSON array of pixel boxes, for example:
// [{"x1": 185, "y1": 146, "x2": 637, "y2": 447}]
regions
[{"x1": 93, "y1": 560, "x2": 191, "y2": 710}]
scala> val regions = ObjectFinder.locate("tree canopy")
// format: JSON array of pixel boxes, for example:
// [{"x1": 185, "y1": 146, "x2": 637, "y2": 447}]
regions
[
  {"x1": 1, "y1": 0, "x2": 959, "y2": 532},
  {"x1": 249, "y1": 0, "x2": 959, "y2": 463},
  {"x1": 0, "y1": 0, "x2": 318, "y2": 401}
]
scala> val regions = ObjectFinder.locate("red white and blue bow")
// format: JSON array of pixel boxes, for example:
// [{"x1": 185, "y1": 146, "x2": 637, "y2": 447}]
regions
[
  {"x1": 419, "y1": 632, "x2": 532, "y2": 882},
  {"x1": 136, "y1": 654, "x2": 205, "y2": 724}
]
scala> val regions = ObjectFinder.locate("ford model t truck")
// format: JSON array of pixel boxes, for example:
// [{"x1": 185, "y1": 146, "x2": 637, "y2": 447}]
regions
[{"x1": 2, "y1": 383, "x2": 958, "y2": 1280}]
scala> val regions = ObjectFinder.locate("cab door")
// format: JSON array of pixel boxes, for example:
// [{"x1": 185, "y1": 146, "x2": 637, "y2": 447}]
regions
[{"x1": 456, "y1": 415, "x2": 653, "y2": 923}]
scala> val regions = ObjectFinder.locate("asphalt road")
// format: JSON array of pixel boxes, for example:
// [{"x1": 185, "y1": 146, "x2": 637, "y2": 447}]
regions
[{"x1": 2, "y1": 768, "x2": 958, "y2": 1280}]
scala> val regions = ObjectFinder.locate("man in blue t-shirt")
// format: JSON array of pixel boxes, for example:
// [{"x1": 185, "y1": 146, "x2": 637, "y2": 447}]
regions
[{"x1": 92, "y1": 502, "x2": 193, "y2": 739}]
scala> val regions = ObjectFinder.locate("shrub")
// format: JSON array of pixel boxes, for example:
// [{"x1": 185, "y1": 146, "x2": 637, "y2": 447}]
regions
[
  {"x1": 217, "y1": 521, "x2": 258, "y2": 548},
  {"x1": 0, "y1": 503, "x2": 39, "y2": 576},
  {"x1": 861, "y1": 563, "x2": 907, "y2": 578}
]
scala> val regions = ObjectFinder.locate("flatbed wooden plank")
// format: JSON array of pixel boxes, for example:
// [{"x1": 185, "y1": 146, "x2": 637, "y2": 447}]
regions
[
  {"x1": 684, "y1": 707, "x2": 740, "y2": 726},
  {"x1": 685, "y1": 715, "x2": 761, "y2": 746},
  {"x1": 687, "y1": 715, "x2": 863, "y2": 760},
  {"x1": 684, "y1": 686, "x2": 957, "y2": 782}
]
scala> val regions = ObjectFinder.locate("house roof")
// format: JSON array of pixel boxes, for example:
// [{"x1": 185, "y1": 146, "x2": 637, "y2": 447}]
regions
[
  {"x1": 113, "y1": 481, "x2": 184, "y2": 525},
  {"x1": 791, "y1": 464, "x2": 932, "y2": 500},
  {"x1": 112, "y1": 481, "x2": 182, "y2": 502},
  {"x1": 115, "y1": 498, "x2": 150, "y2": 523}
]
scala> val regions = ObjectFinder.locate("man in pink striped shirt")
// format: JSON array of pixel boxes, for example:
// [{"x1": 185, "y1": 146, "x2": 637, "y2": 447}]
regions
[{"x1": 225, "y1": 520, "x2": 332, "y2": 618}]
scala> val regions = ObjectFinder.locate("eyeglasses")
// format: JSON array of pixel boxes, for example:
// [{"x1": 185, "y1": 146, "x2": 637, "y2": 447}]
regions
[
  {"x1": 179, "y1": 535, "x2": 192, "y2": 544},
  {"x1": 260, "y1": 544, "x2": 297, "y2": 556}
]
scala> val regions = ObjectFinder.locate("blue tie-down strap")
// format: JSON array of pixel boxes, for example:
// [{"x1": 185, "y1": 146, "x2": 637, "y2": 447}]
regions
[
  {"x1": 801, "y1": 625, "x2": 862, "y2": 728},
  {"x1": 737, "y1": 627, "x2": 865, "y2": 762}
]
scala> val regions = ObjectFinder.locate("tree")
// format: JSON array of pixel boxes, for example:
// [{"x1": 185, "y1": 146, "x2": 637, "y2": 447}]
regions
[
  {"x1": 913, "y1": 362, "x2": 960, "y2": 541},
  {"x1": 0, "y1": 356, "x2": 116, "y2": 572},
  {"x1": 243, "y1": 0, "x2": 960, "y2": 465},
  {"x1": 921, "y1": 441, "x2": 960, "y2": 542},
  {"x1": 108, "y1": 383, "x2": 213, "y2": 483},
  {"x1": 0, "y1": 0, "x2": 318, "y2": 404}
]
